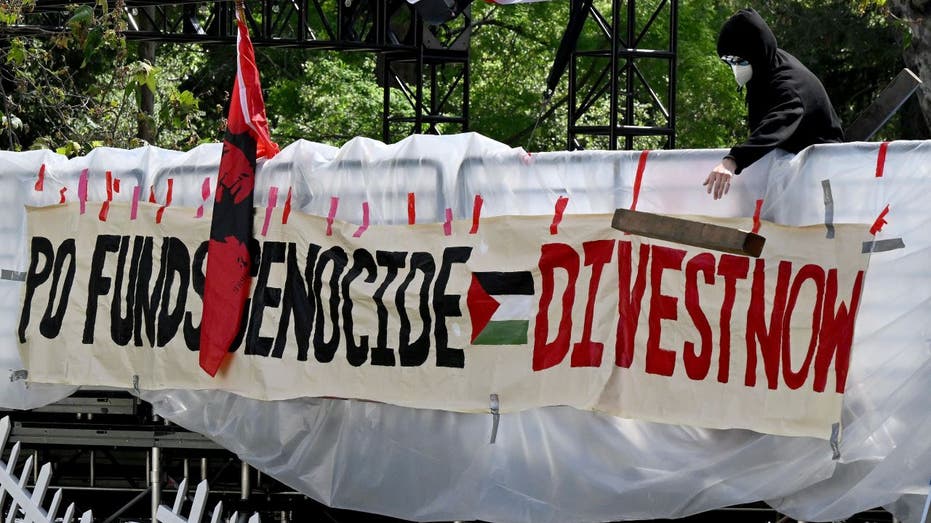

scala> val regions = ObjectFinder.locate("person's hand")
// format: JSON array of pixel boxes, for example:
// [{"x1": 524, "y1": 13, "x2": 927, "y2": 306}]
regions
[{"x1": 703, "y1": 157, "x2": 738, "y2": 200}]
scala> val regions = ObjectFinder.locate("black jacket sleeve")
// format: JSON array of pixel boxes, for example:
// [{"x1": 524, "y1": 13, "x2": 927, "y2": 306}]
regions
[{"x1": 727, "y1": 89, "x2": 804, "y2": 174}]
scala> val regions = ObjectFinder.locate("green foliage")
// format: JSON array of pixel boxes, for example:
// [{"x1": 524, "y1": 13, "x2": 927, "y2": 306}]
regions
[
  {"x1": 0, "y1": 1, "x2": 208, "y2": 153},
  {"x1": 676, "y1": 2, "x2": 746, "y2": 149},
  {"x1": 739, "y1": 0, "x2": 910, "y2": 140},
  {"x1": 468, "y1": 1, "x2": 569, "y2": 150},
  {"x1": 0, "y1": 0, "x2": 924, "y2": 154},
  {"x1": 266, "y1": 53, "x2": 396, "y2": 146}
]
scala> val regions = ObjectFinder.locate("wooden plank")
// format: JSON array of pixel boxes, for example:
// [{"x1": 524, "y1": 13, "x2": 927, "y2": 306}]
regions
[
  {"x1": 845, "y1": 68, "x2": 922, "y2": 142},
  {"x1": 611, "y1": 209, "x2": 766, "y2": 258}
]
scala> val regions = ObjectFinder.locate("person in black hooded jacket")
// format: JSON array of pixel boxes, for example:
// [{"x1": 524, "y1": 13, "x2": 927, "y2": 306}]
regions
[{"x1": 703, "y1": 8, "x2": 844, "y2": 199}]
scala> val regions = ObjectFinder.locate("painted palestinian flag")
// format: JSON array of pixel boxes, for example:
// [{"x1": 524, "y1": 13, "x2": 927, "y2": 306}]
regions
[{"x1": 467, "y1": 271, "x2": 535, "y2": 345}]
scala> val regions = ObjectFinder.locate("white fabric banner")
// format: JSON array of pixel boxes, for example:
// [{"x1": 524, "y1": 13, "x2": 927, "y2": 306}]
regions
[{"x1": 20, "y1": 201, "x2": 869, "y2": 438}]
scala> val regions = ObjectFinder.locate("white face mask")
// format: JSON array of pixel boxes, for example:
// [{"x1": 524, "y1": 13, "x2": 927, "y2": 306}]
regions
[
  {"x1": 721, "y1": 55, "x2": 753, "y2": 87},
  {"x1": 731, "y1": 63, "x2": 753, "y2": 87}
]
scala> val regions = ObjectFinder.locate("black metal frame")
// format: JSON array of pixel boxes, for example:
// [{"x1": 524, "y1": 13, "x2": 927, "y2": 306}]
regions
[
  {"x1": 13, "y1": 0, "x2": 679, "y2": 150},
  {"x1": 17, "y1": 0, "x2": 472, "y2": 143},
  {"x1": 567, "y1": 0, "x2": 677, "y2": 150}
]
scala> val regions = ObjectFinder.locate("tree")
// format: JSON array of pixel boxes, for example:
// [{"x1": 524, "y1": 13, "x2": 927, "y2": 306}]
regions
[
  {"x1": 0, "y1": 0, "x2": 207, "y2": 154},
  {"x1": 887, "y1": 0, "x2": 931, "y2": 135},
  {"x1": 746, "y1": 0, "x2": 921, "y2": 139}
]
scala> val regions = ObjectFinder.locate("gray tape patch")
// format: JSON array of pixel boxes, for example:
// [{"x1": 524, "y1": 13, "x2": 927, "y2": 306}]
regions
[
  {"x1": 821, "y1": 179, "x2": 835, "y2": 239},
  {"x1": 489, "y1": 393, "x2": 500, "y2": 444},
  {"x1": 862, "y1": 238, "x2": 906, "y2": 253},
  {"x1": 0, "y1": 270, "x2": 26, "y2": 282},
  {"x1": 830, "y1": 422, "x2": 841, "y2": 460},
  {"x1": 9, "y1": 369, "x2": 27, "y2": 382}
]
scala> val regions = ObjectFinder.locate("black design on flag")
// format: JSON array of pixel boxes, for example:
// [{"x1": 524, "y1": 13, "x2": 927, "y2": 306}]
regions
[{"x1": 199, "y1": 14, "x2": 279, "y2": 377}]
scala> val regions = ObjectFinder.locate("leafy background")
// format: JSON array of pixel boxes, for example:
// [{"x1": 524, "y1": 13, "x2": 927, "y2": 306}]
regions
[{"x1": 0, "y1": 0, "x2": 926, "y2": 155}]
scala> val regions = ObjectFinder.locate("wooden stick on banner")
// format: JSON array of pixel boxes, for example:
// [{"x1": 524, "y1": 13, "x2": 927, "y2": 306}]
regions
[{"x1": 611, "y1": 208, "x2": 766, "y2": 258}]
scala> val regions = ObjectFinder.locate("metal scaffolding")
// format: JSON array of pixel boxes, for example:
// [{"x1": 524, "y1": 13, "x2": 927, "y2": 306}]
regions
[
  {"x1": 559, "y1": 0, "x2": 678, "y2": 150},
  {"x1": 12, "y1": 0, "x2": 679, "y2": 150},
  {"x1": 18, "y1": 0, "x2": 472, "y2": 143}
]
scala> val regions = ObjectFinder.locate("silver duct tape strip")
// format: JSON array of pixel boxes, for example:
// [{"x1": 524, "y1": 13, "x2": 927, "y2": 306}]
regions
[
  {"x1": 9, "y1": 370, "x2": 27, "y2": 382},
  {"x1": 830, "y1": 422, "x2": 842, "y2": 460},
  {"x1": 0, "y1": 270, "x2": 25, "y2": 282},
  {"x1": 861, "y1": 238, "x2": 906, "y2": 254},
  {"x1": 821, "y1": 179, "x2": 835, "y2": 239},
  {"x1": 489, "y1": 393, "x2": 500, "y2": 444}
]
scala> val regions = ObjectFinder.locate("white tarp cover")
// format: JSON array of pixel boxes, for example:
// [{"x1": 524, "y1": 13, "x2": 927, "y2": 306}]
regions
[{"x1": 1, "y1": 134, "x2": 930, "y2": 522}]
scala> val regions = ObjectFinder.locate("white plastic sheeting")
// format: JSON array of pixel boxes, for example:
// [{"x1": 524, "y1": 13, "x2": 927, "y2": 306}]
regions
[{"x1": 2, "y1": 134, "x2": 930, "y2": 522}]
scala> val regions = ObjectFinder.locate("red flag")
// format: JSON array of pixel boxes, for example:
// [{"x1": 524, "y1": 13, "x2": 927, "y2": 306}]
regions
[{"x1": 199, "y1": 15, "x2": 279, "y2": 376}]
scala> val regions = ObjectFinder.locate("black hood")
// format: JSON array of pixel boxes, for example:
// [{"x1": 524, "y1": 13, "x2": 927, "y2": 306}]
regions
[{"x1": 716, "y1": 8, "x2": 778, "y2": 71}]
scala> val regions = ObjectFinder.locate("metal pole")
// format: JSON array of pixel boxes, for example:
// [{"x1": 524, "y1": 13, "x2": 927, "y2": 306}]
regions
[
  {"x1": 625, "y1": 0, "x2": 635, "y2": 150},
  {"x1": 183, "y1": 458, "x2": 189, "y2": 482},
  {"x1": 609, "y1": 0, "x2": 620, "y2": 150},
  {"x1": 200, "y1": 457, "x2": 208, "y2": 482},
  {"x1": 150, "y1": 447, "x2": 161, "y2": 522},
  {"x1": 462, "y1": 57, "x2": 470, "y2": 132},
  {"x1": 240, "y1": 461, "x2": 250, "y2": 500},
  {"x1": 90, "y1": 450, "x2": 95, "y2": 488},
  {"x1": 415, "y1": 45, "x2": 425, "y2": 135},
  {"x1": 566, "y1": 0, "x2": 578, "y2": 150},
  {"x1": 383, "y1": 55, "x2": 392, "y2": 142},
  {"x1": 668, "y1": 0, "x2": 678, "y2": 148},
  {"x1": 430, "y1": 62, "x2": 438, "y2": 133}
]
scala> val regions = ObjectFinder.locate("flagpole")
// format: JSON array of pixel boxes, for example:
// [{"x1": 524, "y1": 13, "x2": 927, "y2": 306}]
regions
[{"x1": 235, "y1": 0, "x2": 245, "y2": 23}]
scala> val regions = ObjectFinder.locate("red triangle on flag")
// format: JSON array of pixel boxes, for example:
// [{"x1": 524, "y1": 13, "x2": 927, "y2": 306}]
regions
[{"x1": 467, "y1": 275, "x2": 500, "y2": 343}]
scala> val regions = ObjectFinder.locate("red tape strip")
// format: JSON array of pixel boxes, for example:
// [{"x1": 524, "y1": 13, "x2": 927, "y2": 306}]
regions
[
  {"x1": 550, "y1": 196, "x2": 569, "y2": 235},
  {"x1": 34, "y1": 164, "x2": 45, "y2": 191},
  {"x1": 326, "y1": 196, "x2": 339, "y2": 236},
  {"x1": 105, "y1": 170, "x2": 113, "y2": 201},
  {"x1": 195, "y1": 177, "x2": 210, "y2": 218},
  {"x1": 78, "y1": 169, "x2": 88, "y2": 215},
  {"x1": 59, "y1": 187, "x2": 67, "y2": 204},
  {"x1": 875, "y1": 142, "x2": 890, "y2": 178},
  {"x1": 352, "y1": 202, "x2": 370, "y2": 238},
  {"x1": 155, "y1": 178, "x2": 173, "y2": 224},
  {"x1": 443, "y1": 208, "x2": 453, "y2": 236},
  {"x1": 469, "y1": 195, "x2": 483, "y2": 234},
  {"x1": 261, "y1": 187, "x2": 279, "y2": 236},
  {"x1": 282, "y1": 187, "x2": 292, "y2": 224},
  {"x1": 99, "y1": 170, "x2": 113, "y2": 222},
  {"x1": 130, "y1": 186, "x2": 141, "y2": 220},
  {"x1": 408, "y1": 192, "x2": 416, "y2": 225},
  {"x1": 752, "y1": 199, "x2": 763, "y2": 233},
  {"x1": 630, "y1": 150, "x2": 650, "y2": 211},
  {"x1": 148, "y1": 185, "x2": 156, "y2": 203},
  {"x1": 870, "y1": 204, "x2": 890, "y2": 235}
]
